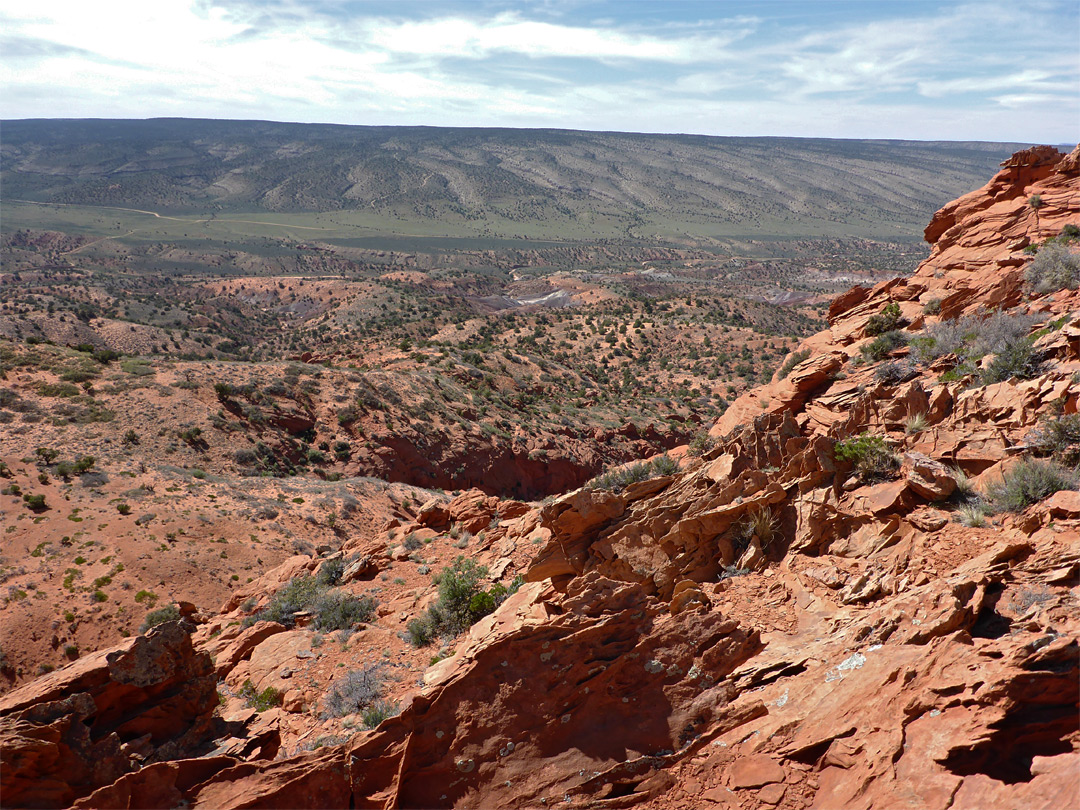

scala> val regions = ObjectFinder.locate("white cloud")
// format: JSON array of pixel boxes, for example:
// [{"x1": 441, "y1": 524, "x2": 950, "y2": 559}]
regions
[{"x1": 0, "y1": 0, "x2": 1076, "y2": 141}]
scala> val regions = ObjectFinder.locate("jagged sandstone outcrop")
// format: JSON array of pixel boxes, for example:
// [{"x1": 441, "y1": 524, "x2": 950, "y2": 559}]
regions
[
  {"x1": 3, "y1": 146, "x2": 1078, "y2": 809},
  {"x1": 0, "y1": 621, "x2": 220, "y2": 807}
]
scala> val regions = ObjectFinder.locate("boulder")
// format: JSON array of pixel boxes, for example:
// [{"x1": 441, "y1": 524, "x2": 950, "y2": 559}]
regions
[{"x1": 902, "y1": 452, "x2": 958, "y2": 501}]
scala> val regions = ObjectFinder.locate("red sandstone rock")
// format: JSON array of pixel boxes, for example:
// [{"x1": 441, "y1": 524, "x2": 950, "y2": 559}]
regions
[
  {"x1": 0, "y1": 621, "x2": 218, "y2": 808},
  {"x1": 902, "y1": 451, "x2": 958, "y2": 501},
  {"x1": 5, "y1": 144, "x2": 1080, "y2": 810},
  {"x1": 730, "y1": 754, "x2": 786, "y2": 788}
]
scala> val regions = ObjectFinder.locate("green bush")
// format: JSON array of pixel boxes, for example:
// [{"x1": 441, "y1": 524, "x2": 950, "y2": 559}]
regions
[
  {"x1": 835, "y1": 433, "x2": 899, "y2": 482},
  {"x1": 686, "y1": 431, "x2": 716, "y2": 458},
  {"x1": 777, "y1": 348, "x2": 812, "y2": 380},
  {"x1": 35, "y1": 447, "x2": 59, "y2": 464},
  {"x1": 1025, "y1": 241, "x2": 1080, "y2": 294},
  {"x1": 243, "y1": 576, "x2": 320, "y2": 627},
  {"x1": 23, "y1": 493, "x2": 47, "y2": 512},
  {"x1": 875, "y1": 361, "x2": 914, "y2": 385},
  {"x1": 406, "y1": 560, "x2": 522, "y2": 647},
  {"x1": 311, "y1": 591, "x2": 376, "y2": 631},
  {"x1": 979, "y1": 334, "x2": 1041, "y2": 385},
  {"x1": 865, "y1": 303, "x2": 905, "y2": 336},
  {"x1": 362, "y1": 698, "x2": 401, "y2": 729},
  {"x1": 140, "y1": 604, "x2": 181, "y2": 631},
  {"x1": 922, "y1": 298, "x2": 942, "y2": 315},
  {"x1": 316, "y1": 557, "x2": 346, "y2": 587},
  {"x1": 984, "y1": 459, "x2": 1077, "y2": 513},
  {"x1": 239, "y1": 679, "x2": 284, "y2": 712},
  {"x1": 860, "y1": 330, "x2": 907, "y2": 362}
]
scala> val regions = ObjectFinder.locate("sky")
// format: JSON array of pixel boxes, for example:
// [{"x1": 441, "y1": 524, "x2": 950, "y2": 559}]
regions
[{"x1": 1, "y1": 0, "x2": 1077, "y2": 142}]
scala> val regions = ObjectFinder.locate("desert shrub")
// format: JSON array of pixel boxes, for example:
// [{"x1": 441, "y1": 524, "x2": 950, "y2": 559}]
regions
[
  {"x1": 140, "y1": 603, "x2": 181, "y2": 632},
  {"x1": 243, "y1": 576, "x2": 320, "y2": 627},
  {"x1": 38, "y1": 381, "x2": 80, "y2": 398},
  {"x1": 984, "y1": 459, "x2": 1078, "y2": 513},
  {"x1": 955, "y1": 504, "x2": 988, "y2": 527},
  {"x1": 865, "y1": 303, "x2": 905, "y2": 337},
  {"x1": 860, "y1": 330, "x2": 907, "y2": 362},
  {"x1": 74, "y1": 456, "x2": 95, "y2": 473},
  {"x1": 904, "y1": 412, "x2": 929, "y2": 435},
  {"x1": 178, "y1": 426, "x2": 203, "y2": 444},
  {"x1": 732, "y1": 507, "x2": 778, "y2": 557},
  {"x1": 979, "y1": 334, "x2": 1041, "y2": 384},
  {"x1": 23, "y1": 493, "x2": 47, "y2": 512},
  {"x1": 406, "y1": 560, "x2": 522, "y2": 647},
  {"x1": 1025, "y1": 241, "x2": 1080, "y2": 294},
  {"x1": 835, "y1": 433, "x2": 899, "y2": 482},
  {"x1": 1027, "y1": 413, "x2": 1080, "y2": 465},
  {"x1": 233, "y1": 447, "x2": 259, "y2": 465},
  {"x1": 586, "y1": 454, "x2": 678, "y2": 492},
  {"x1": 316, "y1": 556, "x2": 346, "y2": 587},
  {"x1": 311, "y1": 591, "x2": 376, "y2": 631},
  {"x1": 406, "y1": 615, "x2": 435, "y2": 647},
  {"x1": 403, "y1": 533, "x2": 423, "y2": 551},
  {"x1": 362, "y1": 699, "x2": 401, "y2": 729},
  {"x1": 875, "y1": 361, "x2": 915, "y2": 385},
  {"x1": 116, "y1": 503, "x2": 132, "y2": 515},
  {"x1": 777, "y1": 348, "x2": 812, "y2": 380},
  {"x1": 950, "y1": 466, "x2": 977, "y2": 501},
  {"x1": 686, "y1": 431, "x2": 716, "y2": 457},
  {"x1": 239, "y1": 679, "x2": 284, "y2": 712},
  {"x1": 922, "y1": 298, "x2": 942, "y2": 315},
  {"x1": 911, "y1": 309, "x2": 1042, "y2": 385},
  {"x1": 35, "y1": 447, "x2": 59, "y2": 464},
  {"x1": 323, "y1": 663, "x2": 386, "y2": 718},
  {"x1": 60, "y1": 366, "x2": 98, "y2": 383}
]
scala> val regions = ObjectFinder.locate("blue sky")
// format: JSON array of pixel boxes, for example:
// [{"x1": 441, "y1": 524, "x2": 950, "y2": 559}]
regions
[{"x1": 1, "y1": 0, "x2": 1077, "y2": 141}]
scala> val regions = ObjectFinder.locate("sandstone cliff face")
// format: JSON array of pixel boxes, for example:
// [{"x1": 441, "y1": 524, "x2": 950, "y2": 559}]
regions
[{"x1": 3, "y1": 146, "x2": 1078, "y2": 810}]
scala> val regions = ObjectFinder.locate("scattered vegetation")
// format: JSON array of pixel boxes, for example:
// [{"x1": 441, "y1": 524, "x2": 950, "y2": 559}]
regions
[
  {"x1": 875, "y1": 360, "x2": 914, "y2": 385},
  {"x1": 242, "y1": 575, "x2": 375, "y2": 632},
  {"x1": 904, "y1": 412, "x2": 928, "y2": 435},
  {"x1": 586, "y1": 454, "x2": 679, "y2": 492},
  {"x1": 910, "y1": 310, "x2": 1042, "y2": 385},
  {"x1": 860, "y1": 330, "x2": 907, "y2": 362},
  {"x1": 731, "y1": 506, "x2": 779, "y2": 558},
  {"x1": 310, "y1": 590, "x2": 377, "y2": 632},
  {"x1": 686, "y1": 431, "x2": 717, "y2": 458},
  {"x1": 361, "y1": 699, "x2": 401, "y2": 730}
]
